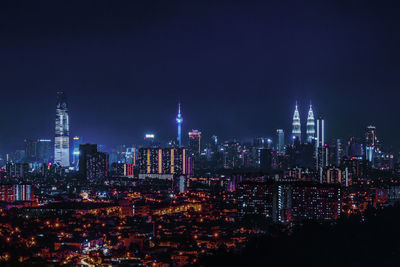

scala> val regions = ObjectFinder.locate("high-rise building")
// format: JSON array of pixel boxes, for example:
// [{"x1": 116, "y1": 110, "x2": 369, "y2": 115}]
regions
[
  {"x1": 316, "y1": 117, "x2": 328, "y2": 172},
  {"x1": 188, "y1": 130, "x2": 201, "y2": 155},
  {"x1": 6, "y1": 163, "x2": 29, "y2": 178},
  {"x1": 0, "y1": 184, "x2": 34, "y2": 202},
  {"x1": 86, "y1": 152, "x2": 109, "y2": 181},
  {"x1": 365, "y1": 125, "x2": 377, "y2": 147},
  {"x1": 24, "y1": 139, "x2": 51, "y2": 163},
  {"x1": 336, "y1": 139, "x2": 343, "y2": 166},
  {"x1": 125, "y1": 147, "x2": 136, "y2": 165},
  {"x1": 237, "y1": 181, "x2": 275, "y2": 220},
  {"x1": 24, "y1": 139, "x2": 38, "y2": 162},
  {"x1": 72, "y1": 136, "x2": 83, "y2": 169},
  {"x1": 254, "y1": 148, "x2": 274, "y2": 171},
  {"x1": 176, "y1": 103, "x2": 183, "y2": 147},
  {"x1": 365, "y1": 125, "x2": 377, "y2": 163},
  {"x1": 111, "y1": 162, "x2": 135, "y2": 177},
  {"x1": 277, "y1": 129, "x2": 285, "y2": 154},
  {"x1": 144, "y1": 134, "x2": 156, "y2": 147},
  {"x1": 347, "y1": 137, "x2": 364, "y2": 159},
  {"x1": 254, "y1": 137, "x2": 271, "y2": 149},
  {"x1": 78, "y1": 144, "x2": 108, "y2": 180},
  {"x1": 37, "y1": 139, "x2": 52, "y2": 163},
  {"x1": 306, "y1": 104, "x2": 315, "y2": 143},
  {"x1": 292, "y1": 102, "x2": 301, "y2": 143},
  {"x1": 79, "y1": 144, "x2": 98, "y2": 178},
  {"x1": 316, "y1": 117, "x2": 325, "y2": 149},
  {"x1": 54, "y1": 92, "x2": 70, "y2": 167},
  {"x1": 276, "y1": 182, "x2": 341, "y2": 223},
  {"x1": 138, "y1": 147, "x2": 191, "y2": 179}
]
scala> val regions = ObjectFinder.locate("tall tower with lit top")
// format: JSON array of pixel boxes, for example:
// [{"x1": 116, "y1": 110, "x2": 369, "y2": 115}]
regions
[
  {"x1": 176, "y1": 103, "x2": 183, "y2": 147},
  {"x1": 306, "y1": 103, "x2": 315, "y2": 143},
  {"x1": 54, "y1": 92, "x2": 70, "y2": 167},
  {"x1": 292, "y1": 102, "x2": 301, "y2": 143}
]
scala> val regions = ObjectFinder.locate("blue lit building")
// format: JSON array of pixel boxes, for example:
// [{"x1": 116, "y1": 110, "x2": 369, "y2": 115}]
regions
[
  {"x1": 72, "y1": 136, "x2": 83, "y2": 170},
  {"x1": 176, "y1": 103, "x2": 183, "y2": 147}
]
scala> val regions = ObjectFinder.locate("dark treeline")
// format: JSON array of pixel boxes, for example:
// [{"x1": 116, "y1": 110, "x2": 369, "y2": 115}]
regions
[{"x1": 200, "y1": 205, "x2": 400, "y2": 267}]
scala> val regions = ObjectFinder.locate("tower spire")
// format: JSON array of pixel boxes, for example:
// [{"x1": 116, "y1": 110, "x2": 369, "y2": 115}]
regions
[
  {"x1": 176, "y1": 102, "x2": 183, "y2": 147},
  {"x1": 55, "y1": 92, "x2": 70, "y2": 167},
  {"x1": 306, "y1": 102, "x2": 315, "y2": 143},
  {"x1": 292, "y1": 102, "x2": 301, "y2": 143}
]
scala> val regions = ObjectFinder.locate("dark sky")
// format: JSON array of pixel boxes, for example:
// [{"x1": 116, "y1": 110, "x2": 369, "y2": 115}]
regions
[{"x1": 1, "y1": 0, "x2": 400, "y2": 151}]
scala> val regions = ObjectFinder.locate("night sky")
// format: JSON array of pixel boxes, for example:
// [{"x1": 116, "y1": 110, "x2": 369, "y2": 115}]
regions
[{"x1": 1, "y1": 1, "x2": 400, "y2": 151}]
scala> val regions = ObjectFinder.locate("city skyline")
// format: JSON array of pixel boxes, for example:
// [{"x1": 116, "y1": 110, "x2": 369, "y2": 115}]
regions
[
  {"x1": 0, "y1": 96, "x2": 394, "y2": 153},
  {"x1": 1, "y1": 1, "x2": 400, "y2": 151},
  {"x1": 2, "y1": 1, "x2": 400, "y2": 266}
]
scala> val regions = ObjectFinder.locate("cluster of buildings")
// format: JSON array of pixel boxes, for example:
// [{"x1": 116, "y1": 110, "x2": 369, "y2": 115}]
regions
[{"x1": 0, "y1": 93, "x2": 400, "y2": 265}]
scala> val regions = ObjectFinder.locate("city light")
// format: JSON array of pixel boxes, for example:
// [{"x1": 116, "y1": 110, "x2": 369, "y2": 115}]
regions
[{"x1": 0, "y1": 2, "x2": 398, "y2": 266}]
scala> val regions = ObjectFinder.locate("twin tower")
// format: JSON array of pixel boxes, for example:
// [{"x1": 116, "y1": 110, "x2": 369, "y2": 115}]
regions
[{"x1": 292, "y1": 102, "x2": 315, "y2": 143}]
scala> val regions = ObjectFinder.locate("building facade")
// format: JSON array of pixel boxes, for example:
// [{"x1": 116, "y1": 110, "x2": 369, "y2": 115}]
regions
[
  {"x1": 188, "y1": 130, "x2": 201, "y2": 156},
  {"x1": 292, "y1": 103, "x2": 301, "y2": 143},
  {"x1": 54, "y1": 92, "x2": 70, "y2": 167},
  {"x1": 138, "y1": 147, "x2": 191, "y2": 179},
  {"x1": 306, "y1": 104, "x2": 315, "y2": 143}
]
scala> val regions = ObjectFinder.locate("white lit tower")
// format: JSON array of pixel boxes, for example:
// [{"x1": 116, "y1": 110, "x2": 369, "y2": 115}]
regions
[
  {"x1": 306, "y1": 103, "x2": 315, "y2": 143},
  {"x1": 176, "y1": 103, "x2": 183, "y2": 147},
  {"x1": 54, "y1": 92, "x2": 70, "y2": 167},
  {"x1": 316, "y1": 117, "x2": 328, "y2": 181},
  {"x1": 292, "y1": 102, "x2": 301, "y2": 143}
]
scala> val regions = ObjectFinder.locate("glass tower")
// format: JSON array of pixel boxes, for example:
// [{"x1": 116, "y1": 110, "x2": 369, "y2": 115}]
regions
[
  {"x1": 292, "y1": 102, "x2": 301, "y2": 143},
  {"x1": 54, "y1": 92, "x2": 70, "y2": 167},
  {"x1": 306, "y1": 104, "x2": 315, "y2": 143},
  {"x1": 277, "y1": 129, "x2": 285, "y2": 154}
]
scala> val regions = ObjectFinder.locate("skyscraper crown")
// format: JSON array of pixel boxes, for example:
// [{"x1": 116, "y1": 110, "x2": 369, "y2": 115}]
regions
[
  {"x1": 56, "y1": 91, "x2": 68, "y2": 109},
  {"x1": 306, "y1": 103, "x2": 315, "y2": 143},
  {"x1": 292, "y1": 102, "x2": 301, "y2": 140}
]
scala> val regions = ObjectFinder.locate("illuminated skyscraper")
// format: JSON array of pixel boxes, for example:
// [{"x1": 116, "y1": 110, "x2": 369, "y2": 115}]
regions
[
  {"x1": 365, "y1": 125, "x2": 377, "y2": 164},
  {"x1": 188, "y1": 130, "x2": 201, "y2": 155},
  {"x1": 176, "y1": 103, "x2": 183, "y2": 147},
  {"x1": 86, "y1": 151, "x2": 109, "y2": 181},
  {"x1": 72, "y1": 136, "x2": 82, "y2": 169},
  {"x1": 336, "y1": 139, "x2": 343, "y2": 166},
  {"x1": 292, "y1": 102, "x2": 301, "y2": 143},
  {"x1": 54, "y1": 92, "x2": 70, "y2": 167},
  {"x1": 276, "y1": 129, "x2": 285, "y2": 154},
  {"x1": 306, "y1": 104, "x2": 315, "y2": 143},
  {"x1": 316, "y1": 117, "x2": 328, "y2": 176},
  {"x1": 365, "y1": 125, "x2": 377, "y2": 147},
  {"x1": 79, "y1": 144, "x2": 108, "y2": 180},
  {"x1": 138, "y1": 147, "x2": 190, "y2": 179},
  {"x1": 316, "y1": 118, "x2": 325, "y2": 148}
]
